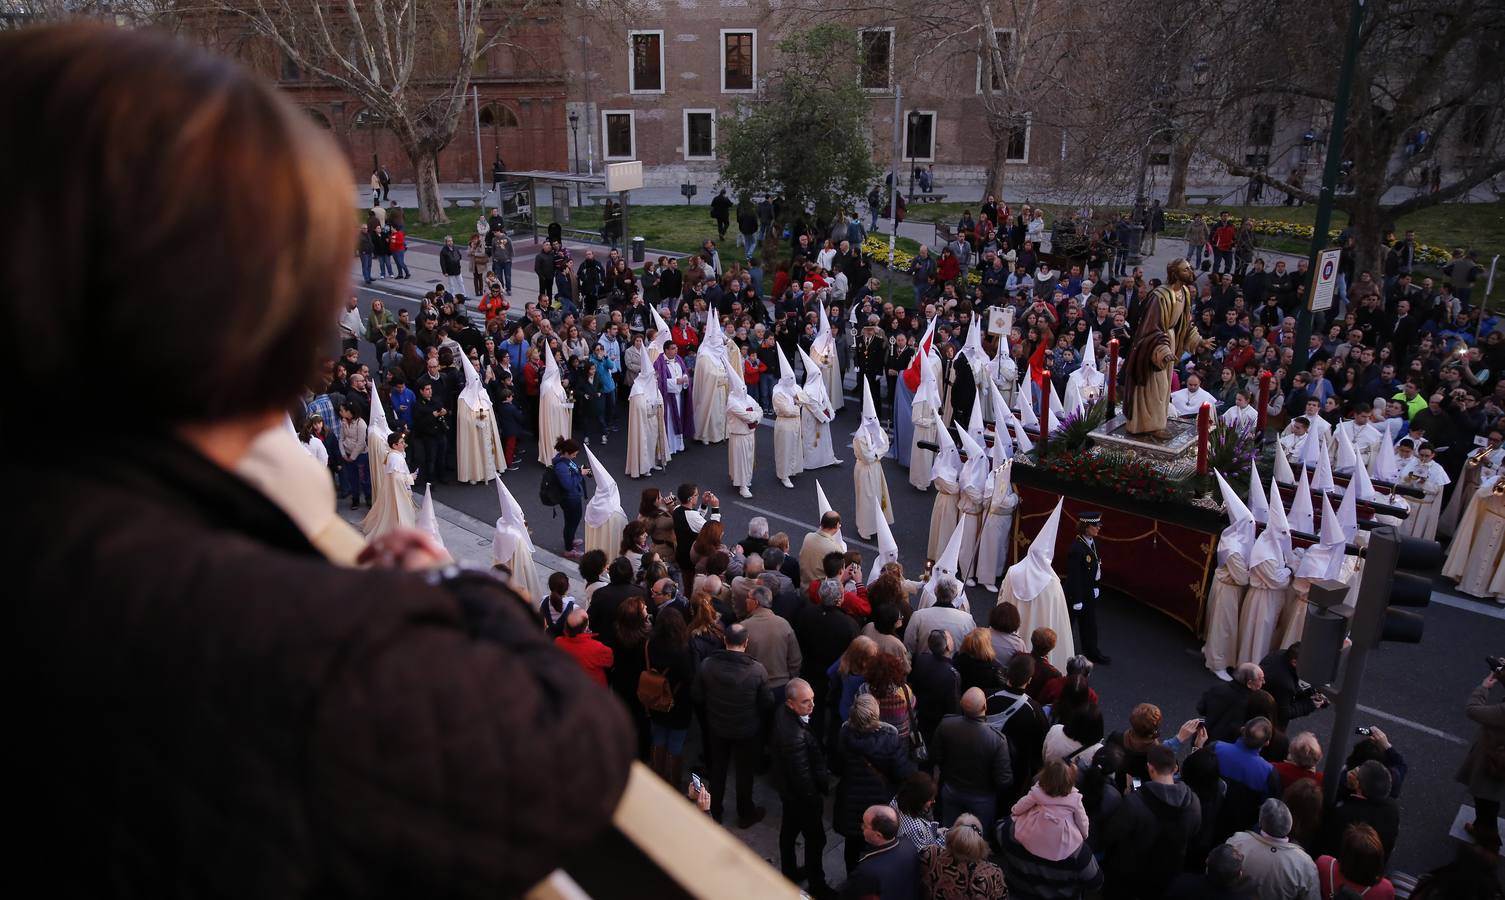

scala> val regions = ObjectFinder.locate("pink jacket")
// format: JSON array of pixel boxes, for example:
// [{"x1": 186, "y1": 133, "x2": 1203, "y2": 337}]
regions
[{"x1": 1009, "y1": 784, "x2": 1090, "y2": 862}]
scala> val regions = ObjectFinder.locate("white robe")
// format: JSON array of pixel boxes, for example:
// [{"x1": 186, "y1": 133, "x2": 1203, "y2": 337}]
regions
[
  {"x1": 585, "y1": 512, "x2": 628, "y2": 561},
  {"x1": 1220, "y1": 404, "x2": 1258, "y2": 431},
  {"x1": 813, "y1": 340, "x2": 845, "y2": 413},
  {"x1": 727, "y1": 397, "x2": 760, "y2": 488},
  {"x1": 1442, "y1": 482, "x2": 1505, "y2": 600},
  {"x1": 661, "y1": 357, "x2": 690, "y2": 454},
  {"x1": 956, "y1": 483, "x2": 986, "y2": 583},
  {"x1": 998, "y1": 570, "x2": 1076, "y2": 672},
  {"x1": 909, "y1": 400, "x2": 939, "y2": 491},
  {"x1": 773, "y1": 386, "x2": 806, "y2": 479},
  {"x1": 1170, "y1": 387, "x2": 1218, "y2": 417},
  {"x1": 365, "y1": 449, "x2": 416, "y2": 538},
  {"x1": 537, "y1": 379, "x2": 572, "y2": 465},
  {"x1": 1440, "y1": 449, "x2": 1503, "y2": 538},
  {"x1": 457, "y1": 397, "x2": 506, "y2": 483},
  {"x1": 625, "y1": 391, "x2": 669, "y2": 478},
  {"x1": 927, "y1": 478, "x2": 961, "y2": 561},
  {"x1": 853, "y1": 431, "x2": 894, "y2": 539},
  {"x1": 799, "y1": 389, "x2": 842, "y2": 469},
  {"x1": 1397, "y1": 459, "x2": 1448, "y2": 542},
  {"x1": 974, "y1": 479, "x2": 1017, "y2": 589},
  {"x1": 693, "y1": 344, "x2": 740, "y2": 444},
  {"x1": 1236, "y1": 559, "x2": 1291, "y2": 665},
  {"x1": 1202, "y1": 553, "x2": 1249, "y2": 675},
  {"x1": 1336, "y1": 421, "x2": 1383, "y2": 472},
  {"x1": 494, "y1": 523, "x2": 544, "y2": 601},
  {"x1": 360, "y1": 427, "x2": 391, "y2": 530}
]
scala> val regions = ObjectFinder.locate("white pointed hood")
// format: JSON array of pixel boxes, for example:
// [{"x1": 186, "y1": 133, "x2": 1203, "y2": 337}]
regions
[
  {"x1": 1215, "y1": 469, "x2": 1256, "y2": 565},
  {"x1": 967, "y1": 391, "x2": 988, "y2": 448},
  {"x1": 814, "y1": 302, "x2": 837, "y2": 358},
  {"x1": 723, "y1": 354, "x2": 750, "y2": 402},
  {"x1": 1248, "y1": 460, "x2": 1269, "y2": 525},
  {"x1": 930, "y1": 422, "x2": 963, "y2": 483},
  {"x1": 493, "y1": 473, "x2": 534, "y2": 560},
  {"x1": 700, "y1": 312, "x2": 728, "y2": 364},
  {"x1": 932, "y1": 513, "x2": 966, "y2": 580},
  {"x1": 990, "y1": 392, "x2": 1016, "y2": 464},
  {"x1": 961, "y1": 315, "x2": 988, "y2": 372},
  {"x1": 957, "y1": 425, "x2": 990, "y2": 494},
  {"x1": 1371, "y1": 433, "x2": 1399, "y2": 482},
  {"x1": 582, "y1": 445, "x2": 624, "y2": 528},
  {"x1": 1044, "y1": 396, "x2": 1063, "y2": 436},
  {"x1": 856, "y1": 377, "x2": 885, "y2": 449},
  {"x1": 1006, "y1": 498, "x2": 1064, "y2": 601},
  {"x1": 1297, "y1": 429, "x2": 1327, "y2": 469},
  {"x1": 418, "y1": 484, "x2": 450, "y2": 557},
  {"x1": 541, "y1": 341, "x2": 562, "y2": 390},
  {"x1": 868, "y1": 504, "x2": 899, "y2": 584},
  {"x1": 1296, "y1": 493, "x2": 1347, "y2": 581},
  {"x1": 368, "y1": 379, "x2": 392, "y2": 442},
  {"x1": 1250, "y1": 475, "x2": 1294, "y2": 569},
  {"x1": 814, "y1": 479, "x2": 847, "y2": 553},
  {"x1": 630, "y1": 362, "x2": 660, "y2": 402},
  {"x1": 1349, "y1": 455, "x2": 1382, "y2": 502},
  {"x1": 1288, "y1": 468, "x2": 1315, "y2": 534},
  {"x1": 1015, "y1": 366, "x2": 1040, "y2": 428},
  {"x1": 1334, "y1": 426, "x2": 1359, "y2": 473},
  {"x1": 648, "y1": 306, "x2": 673, "y2": 358},
  {"x1": 916, "y1": 346, "x2": 942, "y2": 410},
  {"x1": 459, "y1": 349, "x2": 491, "y2": 410},
  {"x1": 1273, "y1": 444, "x2": 1297, "y2": 484},
  {"x1": 1312, "y1": 440, "x2": 1336, "y2": 493},
  {"x1": 798, "y1": 345, "x2": 831, "y2": 406},
  {"x1": 1011, "y1": 415, "x2": 1035, "y2": 456},
  {"x1": 776, "y1": 342, "x2": 797, "y2": 386},
  {"x1": 1335, "y1": 478, "x2": 1359, "y2": 542}
]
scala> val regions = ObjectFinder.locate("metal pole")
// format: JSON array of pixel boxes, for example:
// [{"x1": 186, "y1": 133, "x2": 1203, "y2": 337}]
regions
[
  {"x1": 1478, "y1": 254, "x2": 1499, "y2": 341},
  {"x1": 1319, "y1": 523, "x2": 1399, "y2": 807},
  {"x1": 1294, "y1": 0, "x2": 1366, "y2": 374},
  {"x1": 889, "y1": 85, "x2": 902, "y2": 307},
  {"x1": 472, "y1": 86, "x2": 484, "y2": 191},
  {"x1": 571, "y1": 120, "x2": 581, "y2": 207}
]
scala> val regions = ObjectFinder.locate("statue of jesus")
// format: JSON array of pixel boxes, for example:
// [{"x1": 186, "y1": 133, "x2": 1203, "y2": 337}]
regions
[{"x1": 1124, "y1": 258, "x2": 1214, "y2": 438}]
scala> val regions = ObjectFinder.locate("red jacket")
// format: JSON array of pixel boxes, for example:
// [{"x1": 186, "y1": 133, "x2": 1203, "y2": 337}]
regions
[
  {"x1": 1212, "y1": 224, "x2": 1236, "y2": 252},
  {"x1": 671, "y1": 326, "x2": 699, "y2": 353},
  {"x1": 744, "y1": 356, "x2": 768, "y2": 386},
  {"x1": 937, "y1": 255, "x2": 961, "y2": 282},
  {"x1": 554, "y1": 633, "x2": 614, "y2": 687},
  {"x1": 388, "y1": 228, "x2": 407, "y2": 252}
]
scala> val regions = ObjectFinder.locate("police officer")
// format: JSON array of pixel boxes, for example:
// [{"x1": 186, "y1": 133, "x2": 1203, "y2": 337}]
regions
[{"x1": 1065, "y1": 511, "x2": 1110, "y2": 664}]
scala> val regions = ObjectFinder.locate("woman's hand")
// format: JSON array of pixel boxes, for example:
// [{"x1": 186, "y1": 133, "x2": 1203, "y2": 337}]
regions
[{"x1": 358, "y1": 528, "x2": 451, "y2": 571}]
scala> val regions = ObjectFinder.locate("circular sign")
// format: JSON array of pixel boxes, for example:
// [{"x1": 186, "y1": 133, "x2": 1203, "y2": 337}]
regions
[{"x1": 1321, "y1": 258, "x2": 1336, "y2": 280}]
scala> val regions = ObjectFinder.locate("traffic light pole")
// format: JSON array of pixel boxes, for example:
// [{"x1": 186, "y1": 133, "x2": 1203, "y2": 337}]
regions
[
  {"x1": 1293, "y1": 0, "x2": 1366, "y2": 375},
  {"x1": 1314, "y1": 524, "x2": 1400, "y2": 806}
]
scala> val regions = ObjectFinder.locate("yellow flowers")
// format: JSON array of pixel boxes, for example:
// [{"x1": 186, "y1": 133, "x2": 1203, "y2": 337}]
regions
[
  {"x1": 862, "y1": 235, "x2": 984, "y2": 286},
  {"x1": 1162, "y1": 212, "x2": 1453, "y2": 264}
]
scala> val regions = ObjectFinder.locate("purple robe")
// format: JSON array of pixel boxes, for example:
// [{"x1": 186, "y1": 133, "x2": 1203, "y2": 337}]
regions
[{"x1": 654, "y1": 352, "x2": 695, "y2": 440}]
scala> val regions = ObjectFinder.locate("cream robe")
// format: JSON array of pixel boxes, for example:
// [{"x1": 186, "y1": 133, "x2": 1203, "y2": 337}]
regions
[
  {"x1": 365, "y1": 449, "x2": 417, "y2": 538},
  {"x1": 692, "y1": 344, "x2": 740, "y2": 444},
  {"x1": 585, "y1": 511, "x2": 628, "y2": 561},
  {"x1": 457, "y1": 397, "x2": 506, "y2": 483},
  {"x1": 1202, "y1": 553, "x2": 1249, "y2": 675},
  {"x1": 853, "y1": 430, "x2": 894, "y2": 539},
  {"x1": 1126, "y1": 282, "x2": 1201, "y2": 435},
  {"x1": 974, "y1": 480, "x2": 1017, "y2": 589},
  {"x1": 1398, "y1": 459, "x2": 1448, "y2": 541},
  {"x1": 998, "y1": 570, "x2": 1076, "y2": 671},
  {"x1": 799, "y1": 389, "x2": 842, "y2": 469},
  {"x1": 625, "y1": 390, "x2": 669, "y2": 478},
  {"x1": 927, "y1": 477, "x2": 961, "y2": 561},
  {"x1": 237, "y1": 424, "x2": 365, "y2": 565},
  {"x1": 1237, "y1": 559, "x2": 1291, "y2": 665},
  {"x1": 956, "y1": 484, "x2": 986, "y2": 583},
  {"x1": 361, "y1": 428, "x2": 391, "y2": 527},
  {"x1": 909, "y1": 400, "x2": 939, "y2": 491},
  {"x1": 537, "y1": 379, "x2": 572, "y2": 465},
  {"x1": 1442, "y1": 483, "x2": 1505, "y2": 600},
  {"x1": 494, "y1": 523, "x2": 544, "y2": 602},
  {"x1": 773, "y1": 387, "x2": 806, "y2": 479},
  {"x1": 815, "y1": 343, "x2": 845, "y2": 413},
  {"x1": 1440, "y1": 449, "x2": 1502, "y2": 538},
  {"x1": 726, "y1": 397, "x2": 761, "y2": 488}
]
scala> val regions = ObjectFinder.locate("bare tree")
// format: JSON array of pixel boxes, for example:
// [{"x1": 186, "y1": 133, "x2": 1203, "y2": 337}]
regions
[{"x1": 219, "y1": 0, "x2": 538, "y2": 224}]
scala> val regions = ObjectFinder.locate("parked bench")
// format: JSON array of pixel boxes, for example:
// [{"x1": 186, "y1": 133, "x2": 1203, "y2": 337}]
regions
[
  {"x1": 444, "y1": 193, "x2": 487, "y2": 208},
  {"x1": 912, "y1": 192, "x2": 948, "y2": 203},
  {"x1": 1184, "y1": 193, "x2": 1221, "y2": 205}
]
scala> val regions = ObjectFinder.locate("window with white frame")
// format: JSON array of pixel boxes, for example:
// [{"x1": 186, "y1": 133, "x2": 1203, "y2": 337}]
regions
[
  {"x1": 629, "y1": 30, "x2": 664, "y2": 94},
  {"x1": 683, "y1": 109, "x2": 715, "y2": 160},
  {"x1": 1006, "y1": 115, "x2": 1031, "y2": 163},
  {"x1": 603, "y1": 110, "x2": 636, "y2": 159},
  {"x1": 903, "y1": 110, "x2": 936, "y2": 162},
  {"x1": 976, "y1": 30, "x2": 1014, "y2": 93},
  {"x1": 859, "y1": 28, "x2": 893, "y2": 91},
  {"x1": 721, "y1": 30, "x2": 756, "y2": 92}
]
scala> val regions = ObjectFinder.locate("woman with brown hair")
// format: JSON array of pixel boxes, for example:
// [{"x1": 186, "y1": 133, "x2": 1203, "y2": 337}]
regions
[
  {"x1": 956, "y1": 627, "x2": 1007, "y2": 695},
  {"x1": 4, "y1": 23, "x2": 631, "y2": 896},
  {"x1": 919, "y1": 813, "x2": 1008, "y2": 900},
  {"x1": 691, "y1": 520, "x2": 727, "y2": 571},
  {"x1": 1317, "y1": 823, "x2": 1395, "y2": 899},
  {"x1": 638, "y1": 486, "x2": 678, "y2": 559}
]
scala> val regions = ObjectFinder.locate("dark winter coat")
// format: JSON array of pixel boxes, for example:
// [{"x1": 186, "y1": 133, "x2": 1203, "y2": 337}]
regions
[
  {"x1": 12, "y1": 435, "x2": 633, "y2": 897},
  {"x1": 833, "y1": 723, "x2": 916, "y2": 837},
  {"x1": 772, "y1": 704, "x2": 828, "y2": 801},
  {"x1": 692, "y1": 649, "x2": 773, "y2": 740},
  {"x1": 1101, "y1": 781, "x2": 1203, "y2": 898}
]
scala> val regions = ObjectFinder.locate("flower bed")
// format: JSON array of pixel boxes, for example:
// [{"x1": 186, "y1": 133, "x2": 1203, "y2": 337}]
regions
[{"x1": 1162, "y1": 211, "x2": 1454, "y2": 265}]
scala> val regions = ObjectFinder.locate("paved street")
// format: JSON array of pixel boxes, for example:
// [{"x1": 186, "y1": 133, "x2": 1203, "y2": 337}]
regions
[{"x1": 349, "y1": 223, "x2": 1504, "y2": 883}]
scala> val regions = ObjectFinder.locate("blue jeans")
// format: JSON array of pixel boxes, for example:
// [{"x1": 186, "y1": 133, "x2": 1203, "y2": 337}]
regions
[
  {"x1": 650, "y1": 723, "x2": 688, "y2": 754},
  {"x1": 561, "y1": 495, "x2": 583, "y2": 549},
  {"x1": 340, "y1": 452, "x2": 371, "y2": 501},
  {"x1": 742, "y1": 232, "x2": 758, "y2": 259},
  {"x1": 359, "y1": 251, "x2": 373, "y2": 283},
  {"x1": 1187, "y1": 242, "x2": 1205, "y2": 268},
  {"x1": 492, "y1": 258, "x2": 512, "y2": 292},
  {"x1": 377, "y1": 254, "x2": 393, "y2": 277},
  {"x1": 941, "y1": 783, "x2": 998, "y2": 838},
  {"x1": 757, "y1": 373, "x2": 775, "y2": 410},
  {"x1": 394, "y1": 250, "x2": 411, "y2": 278}
]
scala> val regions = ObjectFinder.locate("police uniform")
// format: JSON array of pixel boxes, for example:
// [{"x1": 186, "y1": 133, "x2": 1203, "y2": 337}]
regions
[{"x1": 1064, "y1": 511, "x2": 1110, "y2": 664}]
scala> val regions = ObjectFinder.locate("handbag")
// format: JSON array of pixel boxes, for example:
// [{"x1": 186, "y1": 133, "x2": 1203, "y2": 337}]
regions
[{"x1": 903, "y1": 685, "x2": 928, "y2": 762}]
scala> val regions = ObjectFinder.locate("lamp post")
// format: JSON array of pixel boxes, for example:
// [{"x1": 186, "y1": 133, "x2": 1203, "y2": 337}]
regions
[
  {"x1": 906, "y1": 110, "x2": 920, "y2": 199},
  {"x1": 567, "y1": 109, "x2": 581, "y2": 207}
]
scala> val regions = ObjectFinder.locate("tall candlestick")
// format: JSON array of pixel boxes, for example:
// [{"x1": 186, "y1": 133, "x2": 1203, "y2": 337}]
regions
[
  {"x1": 1256, "y1": 370, "x2": 1273, "y2": 436},
  {"x1": 1106, "y1": 338, "x2": 1120, "y2": 415},
  {"x1": 1039, "y1": 371, "x2": 1050, "y2": 453},
  {"x1": 1197, "y1": 402, "x2": 1212, "y2": 476}
]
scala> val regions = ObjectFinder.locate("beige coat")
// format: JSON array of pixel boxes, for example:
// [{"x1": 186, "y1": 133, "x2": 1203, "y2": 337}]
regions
[{"x1": 798, "y1": 529, "x2": 846, "y2": 587}]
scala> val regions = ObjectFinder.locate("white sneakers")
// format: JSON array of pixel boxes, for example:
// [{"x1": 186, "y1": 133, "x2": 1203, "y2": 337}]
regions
[
  {"x1": 738, "y1": 486, "x2": 752, "y2": 498},
  {"x1": 781, "y1": 477, "x2": 794, "y2": 489}
]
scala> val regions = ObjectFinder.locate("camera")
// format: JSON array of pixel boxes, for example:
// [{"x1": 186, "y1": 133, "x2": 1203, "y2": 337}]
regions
[
  {"x1": 1355, "y1": 726, "x2": 1372, "y2": 737},
  {"x1": 1487, "y1": 656, "x2": 1505, "y2": 676},
  {"x1": 916, "y1": 440, "x2": 941, "y2": 453}
]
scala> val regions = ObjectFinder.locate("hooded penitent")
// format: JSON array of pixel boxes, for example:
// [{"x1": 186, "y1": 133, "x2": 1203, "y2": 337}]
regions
[{"x1": 1005, "y1": 497, "x2": 1064, "y2": 601}]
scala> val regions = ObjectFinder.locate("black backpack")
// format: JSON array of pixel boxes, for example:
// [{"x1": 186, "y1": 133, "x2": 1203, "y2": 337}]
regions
[{"x1": 539, "y1": 466, "x2": 563, "y2": 507}]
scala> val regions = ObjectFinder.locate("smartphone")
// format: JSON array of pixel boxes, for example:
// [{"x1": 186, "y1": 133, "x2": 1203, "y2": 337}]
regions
[
  {"x1": 690, "y1": 774, "x2": 704, "y2": 794},
  {"x1": 1355, "y1": 726, "x2": 1372, "y2": 737}
]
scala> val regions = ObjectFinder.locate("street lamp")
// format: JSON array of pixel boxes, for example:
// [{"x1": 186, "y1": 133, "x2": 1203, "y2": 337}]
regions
[
  {"x1": 568, "y1": 109, "x2": 580, "y2": 206},
  {"x1": 906, "y1": 110, "x2": 920, "y2": 199}
]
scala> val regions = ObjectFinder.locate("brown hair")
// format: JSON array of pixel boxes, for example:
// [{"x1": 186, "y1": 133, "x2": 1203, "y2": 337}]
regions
[
  {"x1": 3, "y1": 24, "x2": 351, "y2": 428},
  {"x1": 1030, "y1": 627, "x2": 1058, "y2": 656},
  {"x1": 1036, "y1": 759, "x2": 1076, "y2": 797},
  {"x1": 959, "y1": 627, "x2": 995, "y2": 661},
  {"x1": 1338, "y1": 823, "x2": 1385, "y2": 887},
  {"x1": 990, "y1": 601, "x2": 1022, "y2": 634},
  {"x1": 693, "y1": 521, "x2": 725, "y2": 561}
]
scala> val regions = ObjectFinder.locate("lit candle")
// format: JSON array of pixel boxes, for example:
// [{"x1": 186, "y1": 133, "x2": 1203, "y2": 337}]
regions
[
  {"x1": 1107, "y1": 338, "x2": 1120, "y2": 415},
  {"x1": 1197, "y1": 402, "x2": 1212, "y2": 476},
  {"x1": 1256, "y1": 370, "x2": 1273, "y2": 436}
]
